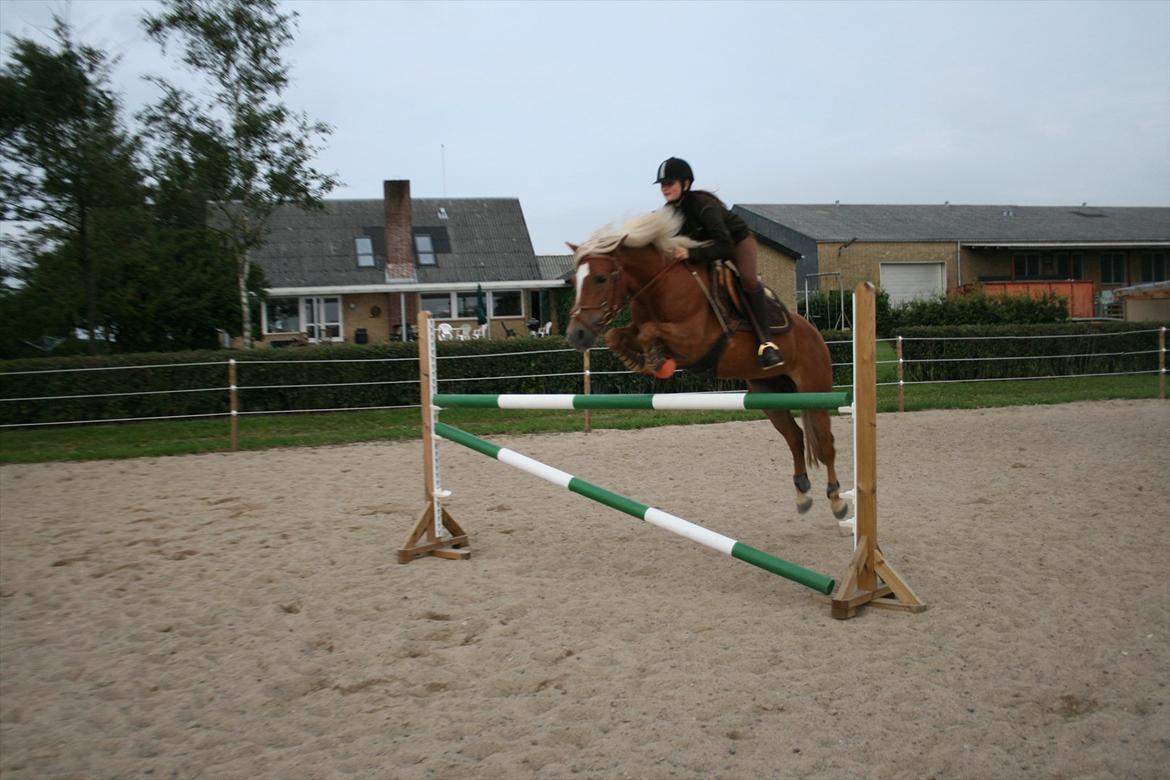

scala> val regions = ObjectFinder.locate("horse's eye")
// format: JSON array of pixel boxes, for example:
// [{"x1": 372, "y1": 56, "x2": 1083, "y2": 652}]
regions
[{"x1": 593, "y1": 275, "x2": 607, "y2": 284}]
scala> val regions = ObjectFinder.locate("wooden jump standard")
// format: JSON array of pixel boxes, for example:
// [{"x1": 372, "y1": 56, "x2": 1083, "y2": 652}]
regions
[{"x1": 401, "y1": 282, "x2": 924, "y2": 618}]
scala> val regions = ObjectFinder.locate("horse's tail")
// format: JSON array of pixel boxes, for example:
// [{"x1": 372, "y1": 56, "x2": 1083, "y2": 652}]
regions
[{"x1": 801, "y1": 409, "x2": 830, "y2": 470}]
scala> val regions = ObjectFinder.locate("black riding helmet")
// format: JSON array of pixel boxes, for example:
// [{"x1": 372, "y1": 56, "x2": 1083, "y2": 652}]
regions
[{"x1": 654, "y1": 157, "x2": 694, "y2": 184}]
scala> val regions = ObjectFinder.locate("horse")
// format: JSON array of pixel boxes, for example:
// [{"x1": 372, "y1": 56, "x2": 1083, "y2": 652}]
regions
[{"x1": 564, "y1": 208, "x2": 849, "y2": 520}]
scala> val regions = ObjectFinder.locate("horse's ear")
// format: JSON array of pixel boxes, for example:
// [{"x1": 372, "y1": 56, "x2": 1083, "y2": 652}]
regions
[{"x1": 565, "y1": 242, "x2": 578, "y2": 252}]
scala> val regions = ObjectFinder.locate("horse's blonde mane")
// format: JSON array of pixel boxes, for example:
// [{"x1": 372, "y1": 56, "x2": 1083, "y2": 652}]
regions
[{"x1": 573, "y1": 208, "x2": 703, "y2": 261}]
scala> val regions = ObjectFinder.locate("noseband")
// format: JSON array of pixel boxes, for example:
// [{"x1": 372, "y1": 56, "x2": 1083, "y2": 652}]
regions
[{"x1": 568, "y1": 256, "x2": 625, "y2": 328}]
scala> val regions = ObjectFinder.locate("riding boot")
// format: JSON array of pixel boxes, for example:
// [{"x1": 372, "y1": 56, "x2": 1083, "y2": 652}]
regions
[{"x1": 745, "y1": 285, "x2": 784, "y2": 369}]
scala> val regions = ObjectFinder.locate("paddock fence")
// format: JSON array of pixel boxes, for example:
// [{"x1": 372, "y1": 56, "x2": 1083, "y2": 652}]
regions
[{"x1": 1, "y1": 326, "x2": 1165, "y2": 443}]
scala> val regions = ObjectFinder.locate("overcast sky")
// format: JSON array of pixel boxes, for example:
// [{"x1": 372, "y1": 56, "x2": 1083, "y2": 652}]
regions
[{"x1": 2, "y1": 0, "x2": 1168, "y2": 254}]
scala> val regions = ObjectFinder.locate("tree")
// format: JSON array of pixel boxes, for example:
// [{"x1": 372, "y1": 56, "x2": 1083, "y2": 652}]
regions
[
  {"x1": 0, "y1": 19, "x2": 147, "y2": 353},
  {"x1": 142, "y1": 0, "x2": 338, "y2": 347}
]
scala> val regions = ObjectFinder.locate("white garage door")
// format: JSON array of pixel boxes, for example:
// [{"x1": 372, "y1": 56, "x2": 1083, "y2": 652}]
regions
[{"x1": 880, "y1": 263, "x2": 945, "y2": 305}]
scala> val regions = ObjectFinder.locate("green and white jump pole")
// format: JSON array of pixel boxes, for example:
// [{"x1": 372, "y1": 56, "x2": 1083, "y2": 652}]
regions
[
  {"x1": 434, "y1": 420, "x2": 836, "y2": 594},
  {"x1": 433, "y1": 391, "x2": 851, "y2": 411}
]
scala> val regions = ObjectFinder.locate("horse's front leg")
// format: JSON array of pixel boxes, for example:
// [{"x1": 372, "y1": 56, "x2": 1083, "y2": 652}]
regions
[
  {"x1": 606, "y1": 325, "x2": 657, "y2": 376},
  {"x1": 633, "y1": 322, "x2": 671, "y2": 373}
]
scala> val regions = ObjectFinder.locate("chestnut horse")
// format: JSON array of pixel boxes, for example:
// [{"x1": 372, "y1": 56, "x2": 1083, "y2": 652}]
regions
[{"x1": 565, "y1": 209, "x2": 848, "y2": 520}]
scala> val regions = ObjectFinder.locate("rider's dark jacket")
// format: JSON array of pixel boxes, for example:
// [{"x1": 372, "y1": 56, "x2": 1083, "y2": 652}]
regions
[{"x1": 669, "y1": 190, "x2": 750, "y2": 264}]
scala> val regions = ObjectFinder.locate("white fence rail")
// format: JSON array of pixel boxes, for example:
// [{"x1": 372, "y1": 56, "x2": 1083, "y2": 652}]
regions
[{"x1": 1, "y1": 329, "x2": 1165, "y2": 445}]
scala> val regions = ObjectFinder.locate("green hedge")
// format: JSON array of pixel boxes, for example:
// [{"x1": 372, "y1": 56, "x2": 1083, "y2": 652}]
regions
[
  {"x1": 3, "y1": 322, "x2": 1163, "y2": 426},
  {"x1": 0, "y1": 337, "x2": 751, "y2": 426},
  {"x1": 896, "y1": 322, "x2": 1166, "y2": 382}
]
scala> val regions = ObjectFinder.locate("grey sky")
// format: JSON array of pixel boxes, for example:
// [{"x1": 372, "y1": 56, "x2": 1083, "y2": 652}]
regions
[{"x1": 2, "y1": 0, "x2": 1168, "y2": 254}]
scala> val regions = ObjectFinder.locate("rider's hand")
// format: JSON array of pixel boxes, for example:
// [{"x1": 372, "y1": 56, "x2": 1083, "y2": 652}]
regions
[{"x1": 672, "y1": 246, "x2": 689, "y2": 260}]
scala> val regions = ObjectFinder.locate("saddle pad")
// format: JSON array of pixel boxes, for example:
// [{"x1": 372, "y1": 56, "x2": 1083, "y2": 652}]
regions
[{"x1": 714, "y1": 262, "x2": 794, "y2": 336}]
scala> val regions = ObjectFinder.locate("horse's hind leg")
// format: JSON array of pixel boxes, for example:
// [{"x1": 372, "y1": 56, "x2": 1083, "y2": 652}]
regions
[
  {"x1": 803, "y1": 408, "x2": 849, "y2": 520},
  {"x1": 760, "y1": 408, "x2": 814, "y2": 513},
  {"x1": 749, "y1": 377, "x2": 814, "y2": 514}
]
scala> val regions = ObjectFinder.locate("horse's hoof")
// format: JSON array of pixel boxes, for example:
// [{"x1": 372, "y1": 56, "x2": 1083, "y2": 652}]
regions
[
  {"x1": 796, "y1": 495, "x2": 813, "y2": 514},
  {"x1": 831, "y1": 499, "x2": 849, "y2": 520}
]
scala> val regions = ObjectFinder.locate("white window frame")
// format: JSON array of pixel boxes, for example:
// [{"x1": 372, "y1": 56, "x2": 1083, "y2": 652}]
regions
[
  {"x1": 355, "y1": 237, "x2": 375, "y2": 268},
  {"x1": 420, "y1": 291, "x2": 500, "y2": 321},
  {"x1": 415, "y1": 234, "x2": 436, "y2": 265},
  {"x1": 263, "y1": 297, "x2": 302, "y2": 334},
  {"x1": 489, "y1": 289, "x2": 523, "y2": 318},
  {"x1": 262, "y1": 296, "x2": 343, "y2": 342}
]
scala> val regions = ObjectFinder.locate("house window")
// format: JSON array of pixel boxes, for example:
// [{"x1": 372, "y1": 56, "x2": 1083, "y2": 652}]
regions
[
  {"x1": 457, "y1": 292, "x2": 481, "y2": 318},
  {"x1": 305, "y1": 296, "x2": 342, "y2": 341},
  {"x1": 1141, "y1": 252, "x2": 1167, "y2": 283},
  {"x1": 1054, "y1": 252, "x2": 1083, "y2": 279},
  {"x1": 1100, "y1": 253, "x2": 1127, "y2": 284},
  {"x1": 420, "y1": 293, "x2": 452, "y2": 318},
  {"x1": 265, "y1": 297, "x2": 300, "y2": 334},
  {"x1": 355, "y1": 237, "x2": 375, "y2": 268},
  {"x1": 415, "y1": 234, "x2": 435, "y2": 265},
  {"x1": 265, "y1": 297, "x2": 341, "y2": 341},
  {"x1": 490, "y1": 289, "x2": 522, "y2": 317},
  {"x1": 1013, "y1": 253, "x2": 1040, "y2": 279}
]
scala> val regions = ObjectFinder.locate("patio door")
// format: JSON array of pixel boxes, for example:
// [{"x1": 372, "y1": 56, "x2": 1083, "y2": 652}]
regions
[{"x1": 304, "y1": 296, "x2": 342, "y2": 342}]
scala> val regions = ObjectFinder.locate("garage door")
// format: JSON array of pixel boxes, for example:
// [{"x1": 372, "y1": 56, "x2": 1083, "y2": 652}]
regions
[{"x1": 880, "y1": 263, "x2": 945, "y2": 305}]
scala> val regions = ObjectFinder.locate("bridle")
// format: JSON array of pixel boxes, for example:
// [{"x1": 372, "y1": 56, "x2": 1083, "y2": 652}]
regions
[{"x1": 569, "y1": 251, "x2": 681, "y2": 331}]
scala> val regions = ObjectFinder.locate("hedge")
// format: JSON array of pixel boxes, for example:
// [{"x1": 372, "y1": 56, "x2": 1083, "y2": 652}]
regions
[
  {"x1": 895, "y1": 321, "x2": 1166, "y2": 382},
  {"x1": 2, "y1": 322, "x2": 1162, "y2": 426},
  {"x1": 0, "y1": 337, "x2": 747, "y2": 426}
]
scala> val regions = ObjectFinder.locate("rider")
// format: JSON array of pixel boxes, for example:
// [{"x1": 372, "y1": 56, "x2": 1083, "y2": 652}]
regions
[{"x1": 655, "y1": 156, "x2": 784, "y2": 369}]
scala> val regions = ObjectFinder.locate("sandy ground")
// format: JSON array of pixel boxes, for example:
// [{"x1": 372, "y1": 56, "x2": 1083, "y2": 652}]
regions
[{"x1": 1, "y1": 399, "x2": 1168, "y2": 780}]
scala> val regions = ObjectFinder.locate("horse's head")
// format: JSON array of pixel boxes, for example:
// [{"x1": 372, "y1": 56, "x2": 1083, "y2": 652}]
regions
[
  {"x1": 564, "y1": 209, "x2": 702, "y2": 352},
  {"x1": 565, "y1": 243, "x2": 627, "y2": 351}
]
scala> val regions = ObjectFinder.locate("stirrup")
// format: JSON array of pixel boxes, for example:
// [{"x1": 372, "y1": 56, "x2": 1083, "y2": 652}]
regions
[{"x1": 758, "y1": 342, "x2": 785, "y2": 368}]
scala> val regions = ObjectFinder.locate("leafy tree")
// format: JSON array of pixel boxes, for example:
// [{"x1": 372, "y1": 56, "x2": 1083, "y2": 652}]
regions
[
  {"x1": 141, "y1": 0, "x2": 339, "y2": 347},
  {"x1": 0, "y1": 18, "x2": 146, "y2": 352}
]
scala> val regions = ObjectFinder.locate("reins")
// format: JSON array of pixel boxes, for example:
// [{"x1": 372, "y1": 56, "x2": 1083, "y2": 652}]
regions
[{"x1": 570, "y1": 252, "x2": 683, "y2": 328}]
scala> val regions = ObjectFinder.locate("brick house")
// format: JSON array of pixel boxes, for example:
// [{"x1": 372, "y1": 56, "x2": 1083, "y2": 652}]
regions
[
  {"x1": 732, "y1": 204, "x2": 1170, "y2": 316},
  {"x1": 247, "y1": 180, "x2": 567, "y2": 346}
]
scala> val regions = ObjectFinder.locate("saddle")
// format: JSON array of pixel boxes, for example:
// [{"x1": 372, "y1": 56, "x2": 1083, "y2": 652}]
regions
[{"x1": 708, "y1": 261, "x2": 794, "y2": 336}]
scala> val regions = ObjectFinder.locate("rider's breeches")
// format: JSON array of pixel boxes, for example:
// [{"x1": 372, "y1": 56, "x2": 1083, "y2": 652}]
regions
[{"x1": 734, "y1": 235, "x2": 761, "y2": 292}]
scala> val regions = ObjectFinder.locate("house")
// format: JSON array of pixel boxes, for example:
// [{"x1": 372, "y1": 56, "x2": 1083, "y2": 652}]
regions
[
  {"x1": 247, "y1": 180, "x2": 567, "y2": 346},
  {"x1": 733, "y1": 204, "x2": 1170, "y2": 316}
]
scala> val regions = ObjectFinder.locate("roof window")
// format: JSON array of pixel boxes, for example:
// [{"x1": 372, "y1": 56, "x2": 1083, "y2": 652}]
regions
[
  {"x1": 355, "y1": 237, "x2": 375, "y2": 267},
  {"x1": 415, "y1": 234, "x2": 436, "y2": 266}
]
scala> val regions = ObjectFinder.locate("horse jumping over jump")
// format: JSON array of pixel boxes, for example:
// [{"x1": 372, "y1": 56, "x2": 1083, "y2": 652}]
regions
[{"x1": 565, "y1": 209, "x2": 849, "y2": 521}]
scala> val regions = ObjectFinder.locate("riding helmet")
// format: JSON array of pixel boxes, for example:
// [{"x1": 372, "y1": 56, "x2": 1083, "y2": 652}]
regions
[{"x1": 654, "y1": 157, "x2": 694, "y2": 184}]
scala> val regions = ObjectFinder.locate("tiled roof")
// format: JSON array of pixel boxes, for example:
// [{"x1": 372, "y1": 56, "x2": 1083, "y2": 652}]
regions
[
  {"x1": 413, "y1": 198, "x2": 540, "y2": 284},
  {"x1": 536, "y1": 254, "x2": 575, "y2": 281},
  {"x1": 734, "y1": 204, "x2": 1170, "y2": 244},
  {"x1": 236, "y1": 197, "x2": 539, "y2": 289}
]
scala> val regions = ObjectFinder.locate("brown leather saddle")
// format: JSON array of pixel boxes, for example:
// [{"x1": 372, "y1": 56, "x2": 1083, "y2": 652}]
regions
[{"x1": 708, "y1": 261, "x2": 794, "y2": 336}]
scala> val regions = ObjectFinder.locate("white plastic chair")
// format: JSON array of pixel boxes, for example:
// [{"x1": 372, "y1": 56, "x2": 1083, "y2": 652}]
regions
[
  {"x1": 436, "y1": 323, "x2": 455, "y2": 341},
  {"x1": 537, "y1": 321, "x2": 553, "y2": 337},
  {"x1": 471, "y1": 323, "x2": 489, "y2": 339}
]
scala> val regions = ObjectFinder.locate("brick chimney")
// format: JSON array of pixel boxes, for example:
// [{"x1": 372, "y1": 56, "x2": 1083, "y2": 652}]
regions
[{"x1": 383, "y1": 179, "x2": 416, "y2": 281}]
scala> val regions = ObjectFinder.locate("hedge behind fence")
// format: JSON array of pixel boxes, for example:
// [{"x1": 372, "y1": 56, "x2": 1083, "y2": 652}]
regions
[
  {"x1": 0, "y1": 337, "x2": 751, "y2": 426},
  {"x1": 1, "y1": 322, "x2": 1163, "y2": 426},
  {"x1": 896, "y1": 321, "x2": 1165, "y2": 382}
]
